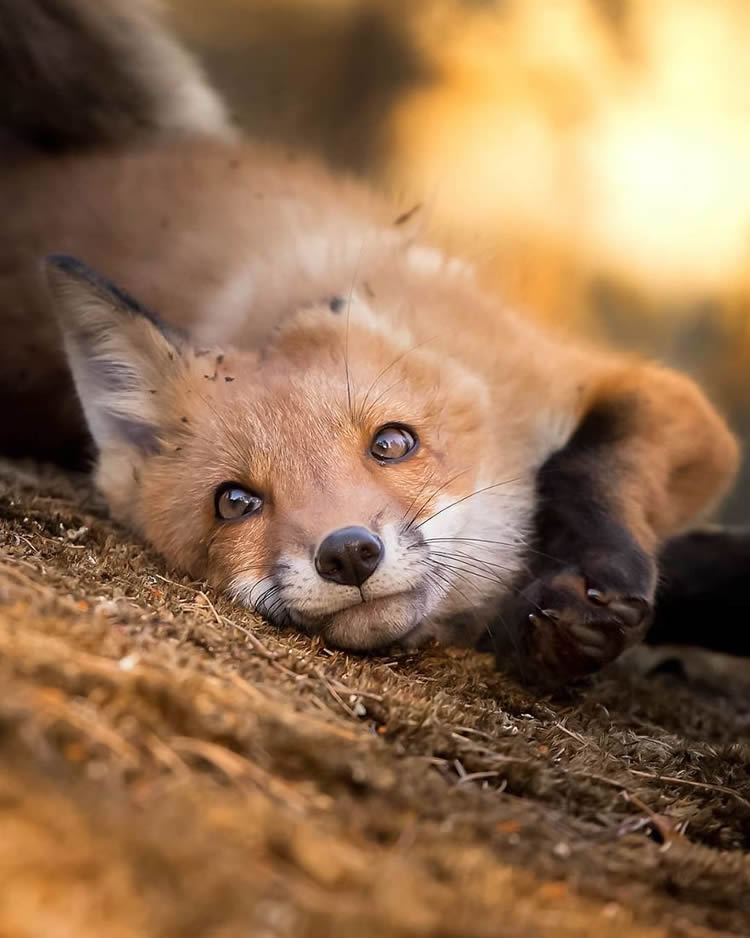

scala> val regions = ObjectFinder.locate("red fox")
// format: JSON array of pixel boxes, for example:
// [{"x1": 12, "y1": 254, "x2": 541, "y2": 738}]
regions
[{"x1": 0, "y1": 0, "x2": 744, "y2": 685}]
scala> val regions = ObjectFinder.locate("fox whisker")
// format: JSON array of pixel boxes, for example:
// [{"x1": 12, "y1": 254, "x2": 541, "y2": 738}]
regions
[
  {"x1": 415, "y1": 477, "x2": 522, "y2": 531},
  {"x1": 402, "y1": 467, "x2": 473, "y2": 532}
]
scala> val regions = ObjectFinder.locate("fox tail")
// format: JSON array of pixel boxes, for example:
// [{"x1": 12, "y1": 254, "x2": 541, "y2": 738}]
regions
[{"x1": 0, "y1": 0, "x2": 233, "y2": 155}]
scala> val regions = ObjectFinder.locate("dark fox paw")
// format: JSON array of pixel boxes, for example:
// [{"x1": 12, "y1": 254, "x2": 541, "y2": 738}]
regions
[{"x1": 497, "y1": 558, "x2": 654, "y2": 688}]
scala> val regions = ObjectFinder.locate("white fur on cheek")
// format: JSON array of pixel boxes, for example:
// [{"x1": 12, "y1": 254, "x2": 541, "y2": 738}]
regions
[{"x1": 416, "y1": 478, "x2": 534, "y2": 621}]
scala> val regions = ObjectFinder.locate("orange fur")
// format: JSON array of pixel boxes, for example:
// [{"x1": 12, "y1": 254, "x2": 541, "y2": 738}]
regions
[
  {"x1": 0, "y1": 2, "x2": 740, "y2": 665},
  {"x1": 3, "y1": 134, "x2": 734, "y2": 653}
]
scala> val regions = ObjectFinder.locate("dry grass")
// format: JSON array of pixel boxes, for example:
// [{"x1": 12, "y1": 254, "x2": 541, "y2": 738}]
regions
[{"x1": 0, "y1": 459, "x2": 747, "y2": 937}]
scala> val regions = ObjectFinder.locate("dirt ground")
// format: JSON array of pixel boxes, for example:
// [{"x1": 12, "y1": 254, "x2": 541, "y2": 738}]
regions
[{"x1": 0, "y1": 458, "x2": 748, "y2": 938}]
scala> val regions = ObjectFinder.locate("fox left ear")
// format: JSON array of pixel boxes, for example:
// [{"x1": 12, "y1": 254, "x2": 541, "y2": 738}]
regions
[{"x1": 44, "y1": 254, "x2": 185, "y2": 456}]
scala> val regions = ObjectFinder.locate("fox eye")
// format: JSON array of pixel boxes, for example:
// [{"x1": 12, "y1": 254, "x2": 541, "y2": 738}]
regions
[
  {"x1": 370, "y1": 424, "x2": 418, "y2": 463},
  {"x1": 215, "y1": 483, "x2": 263, "y2": 521}
]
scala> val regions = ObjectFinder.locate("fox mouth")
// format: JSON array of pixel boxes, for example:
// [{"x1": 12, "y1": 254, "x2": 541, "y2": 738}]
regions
[
  {"x1": 227, "y1": 558, "x2": 432, "y2": 649},
  {"x1": 287, "y1": 588, "x2": 429, "y2": 650}
]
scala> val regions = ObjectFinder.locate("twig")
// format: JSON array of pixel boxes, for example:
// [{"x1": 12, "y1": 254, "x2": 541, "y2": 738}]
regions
[
  {"x1": 629, "y1": 770, "x2": 750, "y2": 810},
  {"x1": 313, "y1": 668, "x2": 359, "y2": 719},
  {"x1": 622, "y1": 791, "x2": 684, "y2": 848},
  {"x1": 554, "y1": 722, "x2": 589, "y2": 747},
  {"x1": 143, "y1": 731, "x2": 192, "y2": 781},
  {"x1": 456, "y1": 770, "x2": 505, "y2": 785},
  {"x1": 170, "y1": 735, "x2": 307, "y2": 811}
]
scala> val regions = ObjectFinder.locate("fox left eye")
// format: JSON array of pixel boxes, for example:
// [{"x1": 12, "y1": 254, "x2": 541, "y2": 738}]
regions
[
  {"x1": 215, "y1": 483, "x2": 263, "y2": 521},
  {"x1": 370, "y1": 424, "x2": 418, "y2": 463}
]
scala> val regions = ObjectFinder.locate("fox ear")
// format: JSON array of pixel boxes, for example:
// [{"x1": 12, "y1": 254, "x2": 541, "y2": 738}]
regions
[{"x1": 44, "y1": 255, "x2": 184, "y2": 455}]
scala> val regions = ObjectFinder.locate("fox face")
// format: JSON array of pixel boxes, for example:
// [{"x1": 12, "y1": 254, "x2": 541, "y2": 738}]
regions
[{"x1": 46, "y1": 256, "x2": 534, "y2": 650}]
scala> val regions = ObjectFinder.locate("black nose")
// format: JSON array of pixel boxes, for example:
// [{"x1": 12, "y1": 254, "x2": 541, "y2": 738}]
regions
[{"x1": 315, "y1": 526, "x2": 384, "y2": 587}]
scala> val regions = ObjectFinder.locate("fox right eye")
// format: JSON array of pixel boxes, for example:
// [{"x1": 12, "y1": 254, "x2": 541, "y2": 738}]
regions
[{"x1": 215, "y1": 483, "x2": 263, "y2": 521}]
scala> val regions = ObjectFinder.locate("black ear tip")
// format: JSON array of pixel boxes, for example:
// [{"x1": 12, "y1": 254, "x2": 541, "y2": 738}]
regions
[
  {"x1": 44, "y1": 253, "x2": 89, "y2": 276},
  {"x1": 43, "y1": 255, "x2": 100, "y2": 294},
  {"x1": 42, "y1": 254, "x2": 186, "y2": 345},
  {"x1": 43, "y1": 254, "x2": 145, "y2": 316}
]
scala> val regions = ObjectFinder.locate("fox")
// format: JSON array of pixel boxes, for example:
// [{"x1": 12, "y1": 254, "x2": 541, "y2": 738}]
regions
[{"x1": 0, "y1": 0, "x2": 746, "y2": 687}]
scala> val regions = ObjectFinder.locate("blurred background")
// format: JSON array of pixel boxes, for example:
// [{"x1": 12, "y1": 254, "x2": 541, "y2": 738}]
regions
[{"x1": 168, "y1": 0, "x2": 750, "y2": 520}]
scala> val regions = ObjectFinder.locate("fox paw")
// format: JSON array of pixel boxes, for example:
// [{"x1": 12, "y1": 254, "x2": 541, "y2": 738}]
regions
[{"x1": 500, "y1": 563, "x2": 653, "y2": 688}]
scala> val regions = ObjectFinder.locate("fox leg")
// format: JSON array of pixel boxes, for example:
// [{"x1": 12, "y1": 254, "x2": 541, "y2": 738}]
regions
[
  {"x1": 493, "y1": 361, "x2": 740, "y2": 687},
  {"x1": 649, "y1": 527, "x2": 750, "y2": 657}
]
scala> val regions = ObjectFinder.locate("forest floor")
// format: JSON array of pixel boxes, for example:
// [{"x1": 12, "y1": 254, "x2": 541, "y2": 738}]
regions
[{"x1": 0, "y1": 460, "x2": 748, "y2": 938}]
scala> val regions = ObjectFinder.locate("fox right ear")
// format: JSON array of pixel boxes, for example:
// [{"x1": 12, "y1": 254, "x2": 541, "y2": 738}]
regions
[{"x1": 43, "y1": 255, "x2": 185, "y2": 456}]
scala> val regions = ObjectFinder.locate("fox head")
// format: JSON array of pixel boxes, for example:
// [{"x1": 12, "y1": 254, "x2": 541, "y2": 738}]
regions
[{"x1": 45, "y1": 255, "x2": 534, "y2": 650}]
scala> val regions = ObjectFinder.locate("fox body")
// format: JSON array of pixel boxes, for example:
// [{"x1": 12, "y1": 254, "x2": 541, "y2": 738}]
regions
[{"x1": 0, "y1": 0, "x2": 743, "y2": 684}]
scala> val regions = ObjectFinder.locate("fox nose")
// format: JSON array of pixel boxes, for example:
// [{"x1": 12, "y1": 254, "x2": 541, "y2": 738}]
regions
[{"x1": 315, "y1": 526, "x2": 384, "y2": 587}]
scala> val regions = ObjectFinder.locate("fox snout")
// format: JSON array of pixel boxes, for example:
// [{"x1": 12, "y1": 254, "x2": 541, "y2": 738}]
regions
[{"x1": 314, "y1": 526, "x2": 384, "y2": 587}]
